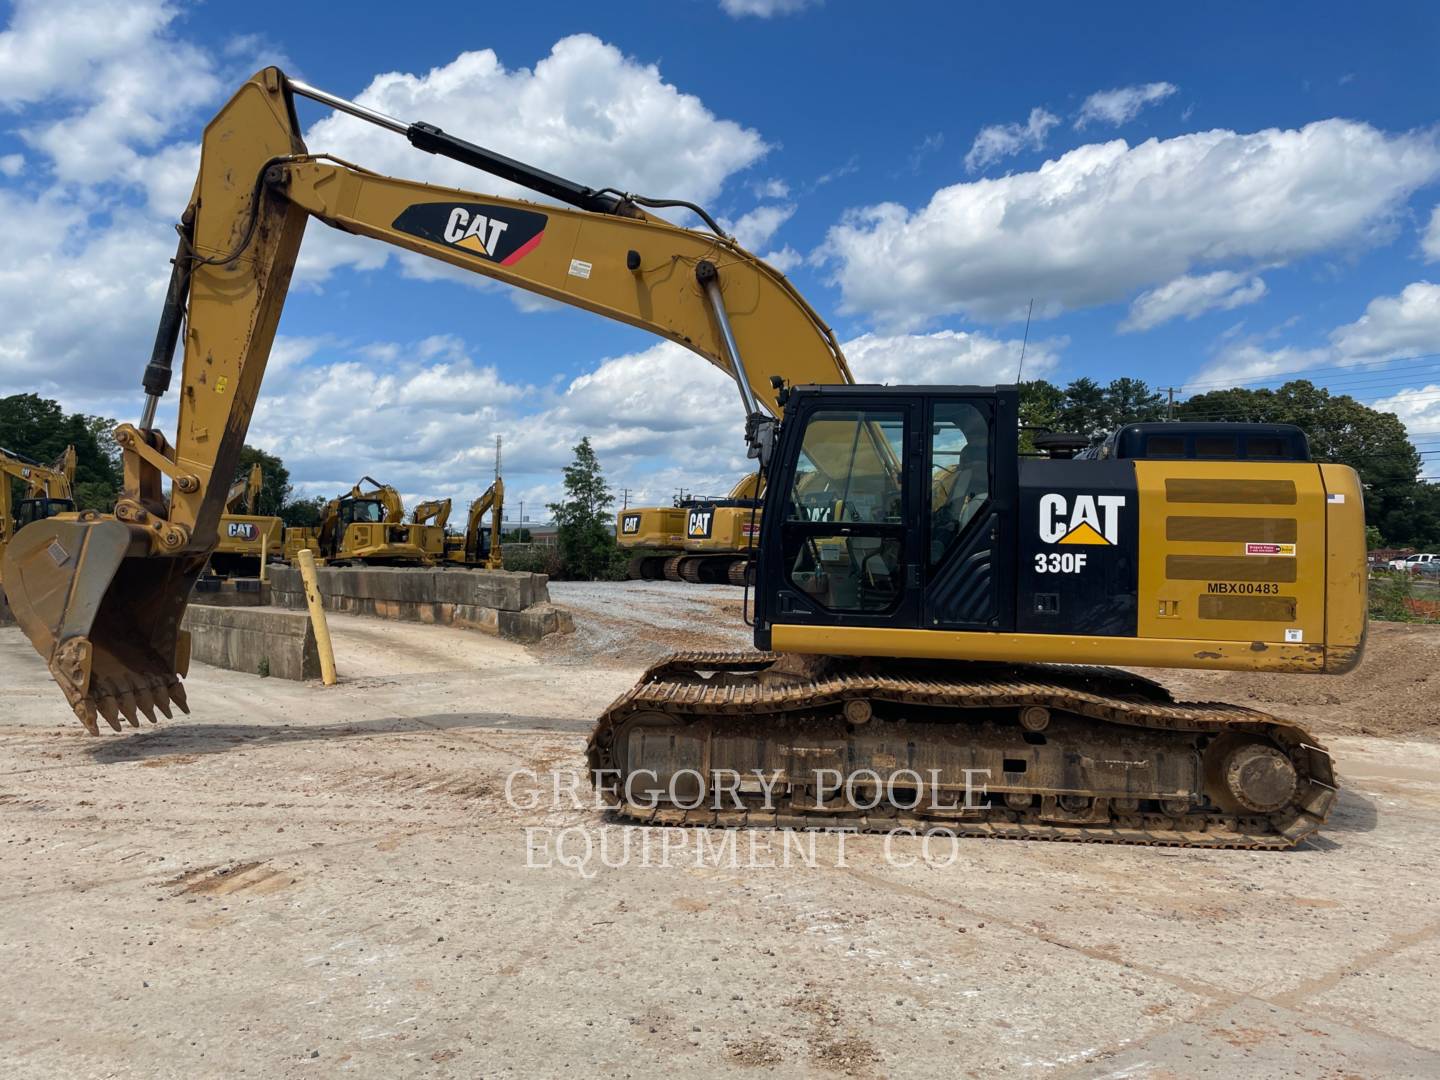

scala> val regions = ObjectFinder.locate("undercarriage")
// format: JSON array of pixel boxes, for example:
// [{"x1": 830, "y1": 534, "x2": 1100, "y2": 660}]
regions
[{"x1": 586, "y1": 652, "x2": 1337, "y2": 849}]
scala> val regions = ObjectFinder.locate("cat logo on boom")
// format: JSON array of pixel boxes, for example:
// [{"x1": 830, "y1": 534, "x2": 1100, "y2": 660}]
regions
[
  {"x1": 391, "y1": 202, "x2": 549, "y2": 266},
  {"x1": 1038, "y1": 494, "x2": 1125, "y2": 546}
]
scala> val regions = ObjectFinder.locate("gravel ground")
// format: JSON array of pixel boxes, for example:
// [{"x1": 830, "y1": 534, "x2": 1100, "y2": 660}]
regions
[{"x1": 1, "y1": 588, "x2": 1438, "y2": 1078}]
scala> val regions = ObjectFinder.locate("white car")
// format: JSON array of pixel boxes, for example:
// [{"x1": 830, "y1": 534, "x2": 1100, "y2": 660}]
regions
[{"x1": 1388, "y1": 552, "x2": 1440, "y2": 572}]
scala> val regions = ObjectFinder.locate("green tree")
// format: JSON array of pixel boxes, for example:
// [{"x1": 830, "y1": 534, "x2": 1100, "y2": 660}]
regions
[
  {"x1": 1176, "y1": 380, "x2": 1425, "y2": 545},
  {"x1": 0, "y1": 393, "x2": 121, "y2": 511},
  {"x1": 235, "y1": 445, "x2": 292, "y2": 517},
  {"x1": 1018, "y1": 380, "x2": 1065, "y2": 453},
  {"x1": 279, "y1": 495, "x2": 327, "y2": 528},
  {"x1": 548, "y1": 437, "x2": 621, "y2": 580}
]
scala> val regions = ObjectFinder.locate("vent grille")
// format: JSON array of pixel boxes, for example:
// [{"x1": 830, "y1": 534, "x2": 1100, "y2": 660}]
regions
[
  {"x1": 1166, "y1": 555, "x2": 1298, "y2": 582},
  {"x1": 1165, "y1": 478, "x2": 1297, "y2": 505},
  {"x1": 1166, "y1": 516, "x2": 1298, "y2": 542},
  {"x1": 1198, "y1": 594, "x2": 1298, "y2": 621}
]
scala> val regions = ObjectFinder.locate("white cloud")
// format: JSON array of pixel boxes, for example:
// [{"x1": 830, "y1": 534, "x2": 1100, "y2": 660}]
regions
[
  {"x1": 964, "y1": 107, "x2": 1059, "y2": 172},
  {"x1": 1329, "y1": 281, "x2": 1440, "y2": 360},
  {"x1": 1121, "y1": 271, "x2": 1268, "y2": 332},
  {"x1": 306, "y1": 36, "x2": 766, "y2": 213},
  {"x1": 1423, "y1": 205, "x2": 1440, "y2": 261},
  {"x1": 1, "y1": 0, "x2": 220, "y2": 186},
  {"x1": 723, "y1": 203, "x2": 795, "y2": 249},
  {"x1": 1370, "y1": 383, "x2": 1440, "y2": 443},
  {"x1": 1075, "y1": 82, "x2": 1177, "y2": 129},
  {"x1": 0, "y1": 153, "x2": 23, "y2": 177},
  {"x1": 1194, "y1": 280, "x2": 1440, "y2": 386},
  {"x1": 762, "y1": 246, "x2": 803, "y2": 273},
  {"x1": 719, "y1": 0, "x2": 819, "y2": 16},
  {"x1": 845, "y1": 329, "x2": 1061, "y2": 385},
  {"x1": 826, "y1": 120, "x2": 1440, "y2": 329}
]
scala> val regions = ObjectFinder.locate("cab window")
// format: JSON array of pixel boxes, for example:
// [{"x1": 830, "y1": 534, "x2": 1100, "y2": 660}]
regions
[
  {"x1": 929, "y1": 402, "x2": 990, "y2": 567},
  {"x1": 784, "y1": 409, "x2": 905, "y2": 612}
]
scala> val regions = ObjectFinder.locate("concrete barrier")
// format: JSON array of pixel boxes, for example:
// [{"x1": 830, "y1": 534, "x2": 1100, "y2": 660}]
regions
[
  {"x1": 181, "y1": 604, "x2": 320, "y2": 681},
  {"x1": 266, "y1": 566, "x2": 572, "y2": 643}
]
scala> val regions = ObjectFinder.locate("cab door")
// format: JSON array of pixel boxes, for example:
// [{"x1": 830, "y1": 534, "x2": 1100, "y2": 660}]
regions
[
  {"x1": 921, "y1": 395, "x2": 1016, "y2": 631},
  {"x1": 759, "y1": 395, "x2": 926, "y2": 632}
]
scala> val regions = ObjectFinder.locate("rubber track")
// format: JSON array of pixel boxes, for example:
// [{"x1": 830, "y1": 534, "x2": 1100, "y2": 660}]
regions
[{"x1": 586, "y1": 651, "x2": 1338, "y2": 850}]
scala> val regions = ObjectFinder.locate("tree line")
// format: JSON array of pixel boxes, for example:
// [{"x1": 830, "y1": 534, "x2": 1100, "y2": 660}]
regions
[{"x1": 7, "y1": 377, "x2": 1440, "y2": 565}]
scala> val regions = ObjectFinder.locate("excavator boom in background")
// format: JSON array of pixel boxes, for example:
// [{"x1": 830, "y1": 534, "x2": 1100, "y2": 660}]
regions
[
  {"x1": 0, "y1": 445, "x2": 76, "y2": 579},
  {"x1": 0, "y1": 68, "x2": 1364, "y2": 848}
]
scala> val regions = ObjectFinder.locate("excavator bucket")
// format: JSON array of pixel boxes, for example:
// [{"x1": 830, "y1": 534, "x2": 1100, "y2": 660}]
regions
[{"x1": 2, "y1": 518, "x2": 198, "y2": 734}]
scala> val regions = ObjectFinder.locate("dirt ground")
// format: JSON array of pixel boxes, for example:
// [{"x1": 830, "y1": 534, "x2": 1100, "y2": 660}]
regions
[{"x1": 1, "y1": 580, "x2": 1438, "y2": 1078}]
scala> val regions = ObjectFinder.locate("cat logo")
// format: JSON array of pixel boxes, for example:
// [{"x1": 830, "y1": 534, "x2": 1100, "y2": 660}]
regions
[
  {"x1": 226, "y1": 522, "x2": 259, "y2": 541},
  {"x1": 687, "y1": 508, "x2": 714, "y2": 539},
  {"x1": 621, "y1": 513, "x2": 641, "y2": 535},
  {"x1": 391, "y1": 202, "x2": 548, "y2": 266},
  {"x1": 1038, "y1": 494, "x2": 1125, "y2": 546}
]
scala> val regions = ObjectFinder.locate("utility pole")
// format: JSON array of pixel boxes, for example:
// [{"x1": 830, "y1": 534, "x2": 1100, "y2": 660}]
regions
[
  {"x1": 494, "y1": 434, "x2": 502, "y2": 481},
  {"x1": 1161, "y1": 386, "x2": 1180, "y2": 420},
  {"x1": 518, "y1": 500, "x2": 525, "y2": 523}
]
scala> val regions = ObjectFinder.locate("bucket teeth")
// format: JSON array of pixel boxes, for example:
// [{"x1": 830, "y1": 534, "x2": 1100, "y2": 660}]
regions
[
  {"x1": 72, "y1": 701, "x2": 99, "y2": 737},
  {"x1": 133, "y1": 682, "x2": 158, "y2": 725},
  {"x1": 151, "y1": 679, "x2": 174, "y2": 720},
  {"x1": 95, "y1": 690, "x2": 123, "y2": 733},
  {"x1": 117, "y1": 686, "x2": 140, "y2": 729},
  {"x1": 169, "y1": 679, "x2": 189, "y2": 715}
]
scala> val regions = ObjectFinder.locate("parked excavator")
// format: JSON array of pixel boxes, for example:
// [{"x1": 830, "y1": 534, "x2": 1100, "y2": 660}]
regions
[
  {"x1": 403, "y1": 482, "x2": 503, "y2": 568},
  {"x1": 1, "y1": 445, "x2": 76, "y2": 576},
  {"x1": 210, "y1": 463, "x2": 282, "y2": 575},
  {"x1": 442, "y1": 479, "x2": 504, "y2": 570},
  {"x1": 620, "y1": 473, "x2": 762, "y2": 585},
  {"x1": 1, "y1": 68, "x2": 1364, "y2": 848},
  {"x1": 283, "y1": 476, "x2": 442, "y2": 565}
]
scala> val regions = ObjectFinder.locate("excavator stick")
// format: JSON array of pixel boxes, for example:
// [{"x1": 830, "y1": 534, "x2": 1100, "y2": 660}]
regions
[{"x1": 2, "y1": 518, "x2": 195, "y2": 733}]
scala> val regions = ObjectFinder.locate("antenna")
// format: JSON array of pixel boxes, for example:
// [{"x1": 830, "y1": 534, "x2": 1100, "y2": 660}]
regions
[{"x1": 1014, "y1": 298, "x2": 1034, "y2": 383}]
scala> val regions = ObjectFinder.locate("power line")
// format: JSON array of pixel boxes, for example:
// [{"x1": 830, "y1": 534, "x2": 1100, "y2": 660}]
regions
[{"x1": 1180, "y1": 351, "x2": 1440, "y2": 393}]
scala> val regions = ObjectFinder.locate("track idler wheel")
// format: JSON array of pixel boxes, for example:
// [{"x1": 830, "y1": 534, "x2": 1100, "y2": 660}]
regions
[{"x1": 1222, "y1": 742, "x2": 1299, "y2": 813}]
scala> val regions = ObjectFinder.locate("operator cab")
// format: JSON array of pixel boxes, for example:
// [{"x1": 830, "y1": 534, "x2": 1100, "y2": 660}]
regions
[
  {"x1": 14, "y1": 497, "x2": 76, "y2": 529},
  {"x1": 338, "y1": 497, "x2": 387, "y2": 525}
]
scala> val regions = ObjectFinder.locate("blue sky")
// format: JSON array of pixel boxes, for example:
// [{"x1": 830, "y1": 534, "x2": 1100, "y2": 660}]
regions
[{"x1": 2, "y1": 0, "x2": 1439, "y2": 508}]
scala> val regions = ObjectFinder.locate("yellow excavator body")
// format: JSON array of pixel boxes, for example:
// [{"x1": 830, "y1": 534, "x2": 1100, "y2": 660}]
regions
[
  {"x1": 211, "y1": 463, "x2": 283, "y2": 574},
  {"x1": 0, "y1": 68, "x2": 1365, "y2": 848},
  {"x1": 286, "y1": 476, "x2": 443, "y2": 566},
  {"x1": 0, "y1": 445, "x2": 77, "y2": 583},
  {"x1": 619, "y1": 473, "x2": 764, "y2": 585}
]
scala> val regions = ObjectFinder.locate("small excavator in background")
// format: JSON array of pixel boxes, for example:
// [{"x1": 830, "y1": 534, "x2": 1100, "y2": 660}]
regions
[
  {"x1": 0, "y1": 445, "x2": 76, "y2": 578},
  {"x1": 1, "y1": 68, "x2": 1366, "y2": 848},
  {"x1": 283, "y1": 476, "x2": 443, "y2": 565},
  {"x1": 443, "y1": 479, "x2": 504, "y2": 570},
  {"x1": 404, "y1": 480, "x2": 503, "y2": 569},
  {"x1": 209, "y1": 463, "x2": 282, "y2": 575},
  {"x1": 619, "y1": 473, "x2": 762, "y2": 585}
]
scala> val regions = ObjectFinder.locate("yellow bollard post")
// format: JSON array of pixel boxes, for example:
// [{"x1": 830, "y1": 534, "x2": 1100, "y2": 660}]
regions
[
  {"x1": 295, "y1": 548, "x2": 337, "y2": 686},
  {"x1": 257, "y1": 534, "x2": 268, "y2": 584}
]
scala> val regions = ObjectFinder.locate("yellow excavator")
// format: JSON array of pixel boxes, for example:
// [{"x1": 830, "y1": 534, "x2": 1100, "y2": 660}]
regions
[
  {"x1": 282, "y1": 475, "x2": 443, "y2": 565},
  {"x1": 1, "y1": 69, "x2": 1364, "y2": 848},
  {"x1": 442, "y1": 479, "x2": 504, "y2": 570},
  {"x1": 619, "y1": 473, "x2": 763, "y2": 585},
  {"x1": 210, "y1": 462, "x2": 282, "y2": 575},
  {"x1": 404, "y1": 481, "x2": 503, "y2": 568},
  {"x1": 1, "y1": 445, "x2": 76, "y2": 576}
]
